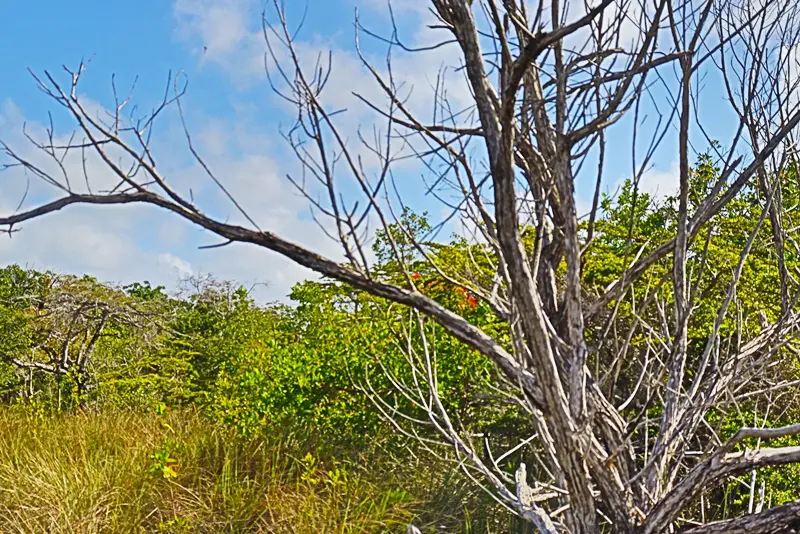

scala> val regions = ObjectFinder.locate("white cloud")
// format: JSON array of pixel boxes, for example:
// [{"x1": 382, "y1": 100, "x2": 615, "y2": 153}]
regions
[
  {"x1": 360, "y1": 0, "x2": 429, "y2": 14},
  {"x1": 597, "y1": 160, "x2": 679, "y2": 209},
  {"x1": 174, "y1": 0, "x2": 251, "y2": 55},
  {"x1": 637, "y1": 161, "x2": 680, "y2": 200},
  {"x1": 779, "y1": 43, "x2": 800, "y2": 108},
  {"x1": 564, "y1": 0, "x2": 662, "y2": 52},
  {"x1": 158, "y1": 253, "x2": 195, "y2": 278},
  {"x1": 0, "y1": 99, "x2": 191, "y2": 288},
  {"x1": 172, "y1": 0, "x2": 478, "y2": 243},
  {"x1": 0, "y1": 94, "x2": 338, "y2": 303},
  {"x1": 172, "y1": 0, "x2": 472, "y2": 130},
  {"x1": 173, "y1": 0, "x2": 266, "y2": 84},
  {"x1": 0, "y1": 203, "x2": 177, "y2": 287}
]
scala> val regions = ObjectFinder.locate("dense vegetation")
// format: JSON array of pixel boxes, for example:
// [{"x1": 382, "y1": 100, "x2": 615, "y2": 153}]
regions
[
  {"x1": 1, "y1": 155, "x2": 799, "y2": 532},
  {"x1": 0, "y1": 216, "x2": 529, "y2": 533}
]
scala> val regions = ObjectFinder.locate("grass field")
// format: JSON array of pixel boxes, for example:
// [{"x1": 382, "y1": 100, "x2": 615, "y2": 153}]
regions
[{"x1": 0, "y1": 408, "x2": 520, "y2": 533}]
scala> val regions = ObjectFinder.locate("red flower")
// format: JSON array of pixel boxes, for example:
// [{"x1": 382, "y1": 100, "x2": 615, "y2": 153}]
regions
[
  {"x1": 411, "y1": 271, "x2": 421, "y2": 280},
  {"x1": 453, "y1": 286, "x2": 478, "y2": 310}
]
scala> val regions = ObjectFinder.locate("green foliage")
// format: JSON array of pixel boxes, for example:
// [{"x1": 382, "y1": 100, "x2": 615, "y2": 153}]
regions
[
  {"x1": 373, "y1": 206, "x2": 433, "y2": 265},
  {"x1": 1, "y1": 156, "x2": 800, "y2": 527},
  {"x1": 148, "y1": 443, "x2": 179, "y2": 480},
  {"x1": 582, "y1": 154, "x2": 800, "y2": 517},
  {"x1": 124, "y1": 281, "x2": 168, "y2": 301},
  {"x1": 201, "y1": 214, "x2": 523, "y2": 453}
]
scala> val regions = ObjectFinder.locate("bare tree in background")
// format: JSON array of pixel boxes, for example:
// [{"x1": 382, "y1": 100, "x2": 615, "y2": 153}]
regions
[
  {"x1": 0, "y1": 274, "x2": 163, "y2": 405},
  {"x1": 3, "y1": 0, "x2": 800, "y2": 531}
]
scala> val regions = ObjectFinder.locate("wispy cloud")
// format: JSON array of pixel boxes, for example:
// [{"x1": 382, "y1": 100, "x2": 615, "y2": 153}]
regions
[
  {"x1": 0, "y1": 92, "x2": 337, "y2": 301},
  {"x1": 173, "y1": 0, "x2": 266, "y2": 84}
]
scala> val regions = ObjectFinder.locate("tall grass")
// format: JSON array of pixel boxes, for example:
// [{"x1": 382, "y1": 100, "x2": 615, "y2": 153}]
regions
[
  {"x1": 0, "y1": 408, "x2": 521, "y2": 533},
  {"x1": 0, "y1": 408, "x2": 417, "y2": 533}
]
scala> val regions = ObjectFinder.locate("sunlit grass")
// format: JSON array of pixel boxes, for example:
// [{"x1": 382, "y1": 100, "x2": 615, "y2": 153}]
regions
[
  {"x1": 0, "y1": 407, "x2": 522, "y2": 533},
  {"x1": 0, "y1": 408, "x2": 417, "y2": 533}
]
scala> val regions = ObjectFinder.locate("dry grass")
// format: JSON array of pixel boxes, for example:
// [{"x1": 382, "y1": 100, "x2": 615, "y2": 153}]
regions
[{"x1": 0, "y1": 408, "x2": 416, "y2": 533}]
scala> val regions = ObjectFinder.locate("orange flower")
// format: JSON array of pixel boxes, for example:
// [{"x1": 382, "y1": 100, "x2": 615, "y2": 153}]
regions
[{"x1": 411, "y1": 271, "x2": 421, "y2": 280}]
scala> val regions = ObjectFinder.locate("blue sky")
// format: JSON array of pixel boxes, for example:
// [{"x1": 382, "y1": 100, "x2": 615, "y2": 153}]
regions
[
  {"x1": 0, "y1": 0, "x2": 411, "y2": 301},
  {"x1": 0, "y1": 0, "x2": 742, "y2": 301}
]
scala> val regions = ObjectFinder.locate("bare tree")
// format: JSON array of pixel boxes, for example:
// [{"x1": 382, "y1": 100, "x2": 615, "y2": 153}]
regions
[
  {"x1": 2, "y1": 0, "x2": 800, "y2": 531},
  {"x1": 0, "y1": 273, "x2": 163, "y2": 405}
]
